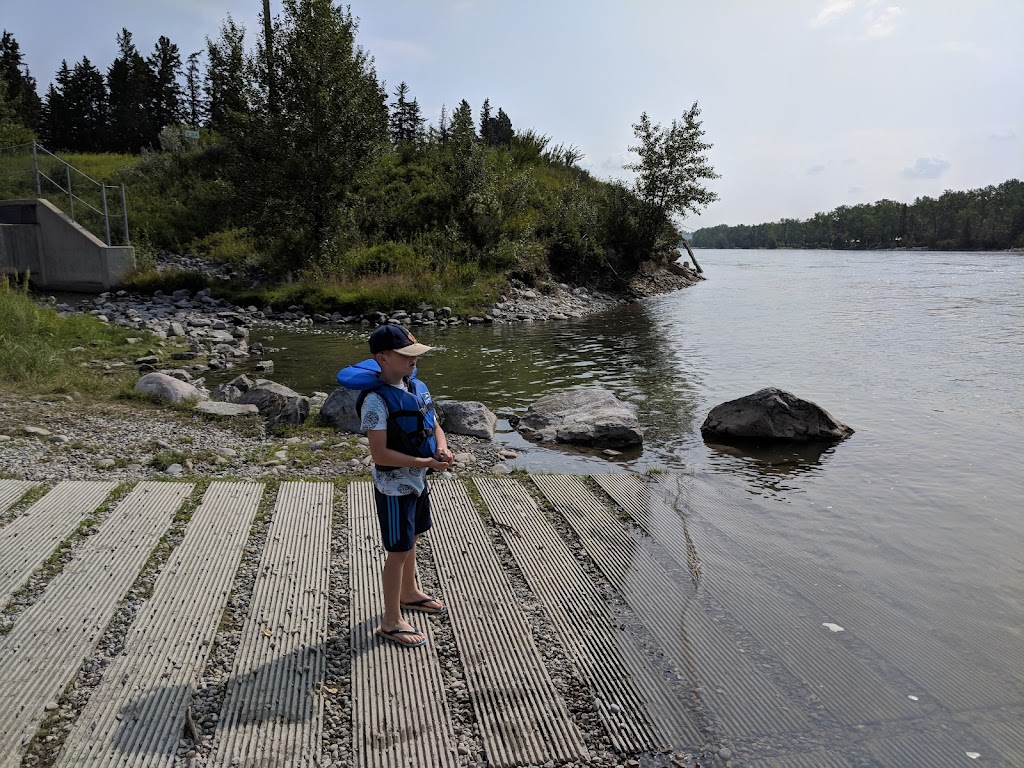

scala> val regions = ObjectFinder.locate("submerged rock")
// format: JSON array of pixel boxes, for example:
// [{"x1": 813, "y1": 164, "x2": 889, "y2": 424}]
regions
[{"x1": 700, "y1": 387, "x2": 854, "y2": 442}]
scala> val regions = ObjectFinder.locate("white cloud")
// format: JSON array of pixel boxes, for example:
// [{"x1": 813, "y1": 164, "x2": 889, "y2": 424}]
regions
[
  {"x1": 807, "y1": 163, "x2": 827, "y2": 175},
  {"x1": 810, "y1": 0, "x2": 856, "y2": 28},
  {"x1": 866, "y1": 6, "x2": 905, "y2": 38},
  {"x1": 989, "y1": 129, "x2": 1017, "y2": 142},
  {"x1": 941, "y1": 41, "x2": 992, "y2": 60},
  {"x1": 902, "y1": 156, "x2": 951, "y2": 180}
]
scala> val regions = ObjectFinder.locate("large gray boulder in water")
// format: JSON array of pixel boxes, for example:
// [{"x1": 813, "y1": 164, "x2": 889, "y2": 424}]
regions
[
  {"x1": 436, "y1": 401, "x2": 497, "y2": 440},
  {"x1": 700, "y1": 387, "x2": 854, "y2": 442},
  {"x1": 319, "y1": 388, "x2": 362, "y2": 434},
  {"x1": 518, "y1": 388, "x2": 643, "y2": 447},
  {"x1": 134, "y1": 372, "x2": 208, "y2": 404},
  {"x1": 235, "y1": 381, "x2": 310, "y2": 426}
]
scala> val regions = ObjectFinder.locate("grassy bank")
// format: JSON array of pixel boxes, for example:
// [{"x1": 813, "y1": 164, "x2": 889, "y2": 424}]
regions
[
  {"x1": 121, "y1": 266, "x2": 510, "y2": 318},
  {"x1": 0, "y1": 276, "x2": 147, "y2": 397}
]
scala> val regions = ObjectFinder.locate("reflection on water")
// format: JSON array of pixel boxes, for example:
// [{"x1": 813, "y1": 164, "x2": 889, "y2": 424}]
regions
[
  {"x1": 242, "y1": 300, "x2": 708, "y2": 474},
  {"x1": 702, "y1": 438, "x2": 837, "y2": 496}
]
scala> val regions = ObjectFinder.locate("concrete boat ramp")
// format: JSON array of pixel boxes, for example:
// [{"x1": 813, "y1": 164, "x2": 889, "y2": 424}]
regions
[{"x1": 0, "y1": 475, "x2": 1019, "y2": 768}]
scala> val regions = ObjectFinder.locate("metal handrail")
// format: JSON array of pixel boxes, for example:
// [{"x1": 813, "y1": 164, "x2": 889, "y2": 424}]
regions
[{"x1": 1, "y1": 141, "x2": 129, "y2": 246}]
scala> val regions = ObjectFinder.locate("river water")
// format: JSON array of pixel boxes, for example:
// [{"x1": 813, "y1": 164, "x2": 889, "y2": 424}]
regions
[{"x1": 251, "y1": 249, "x2": 1023, "y2": 762}]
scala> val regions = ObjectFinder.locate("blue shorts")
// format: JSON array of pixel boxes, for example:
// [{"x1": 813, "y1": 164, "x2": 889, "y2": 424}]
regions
[{"x1": 374, "y1": 487, "x2": 432, "y2": 552}]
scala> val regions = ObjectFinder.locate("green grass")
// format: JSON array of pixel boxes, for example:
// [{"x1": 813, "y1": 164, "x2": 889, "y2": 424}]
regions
[{"x1": 0, "y1": 276, "x2": 154, "y2": 396}]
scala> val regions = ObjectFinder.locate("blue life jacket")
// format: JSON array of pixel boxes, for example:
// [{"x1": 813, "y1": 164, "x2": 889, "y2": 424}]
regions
[{"x1": 336, "y1": 358, "x2": 438, "y2": 469}]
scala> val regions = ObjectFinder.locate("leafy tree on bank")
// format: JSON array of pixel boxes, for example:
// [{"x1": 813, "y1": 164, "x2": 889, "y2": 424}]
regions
[
  {"x1": 625, "y1": 102, "x2": 720, "y2": 257},
  {"x1": 691, "y1": 180, "x2": 1024, "y2": 250},
  {"x1": 232, "y1": 0, "x2": 389, "y2": 269}
]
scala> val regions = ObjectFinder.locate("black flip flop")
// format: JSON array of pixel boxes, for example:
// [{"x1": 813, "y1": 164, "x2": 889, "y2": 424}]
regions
[
  {"x1": 375, "y1": 627, "x2": 427, "y2": 647},
  {"x1": 401, "y1": 597, "x2": 445, "y2": 614}
]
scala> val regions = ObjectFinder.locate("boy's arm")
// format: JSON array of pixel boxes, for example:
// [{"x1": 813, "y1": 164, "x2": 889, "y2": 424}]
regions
[
  {"x1": 433, "y1": 422, "x2": 454, "y2": 463},
  {"x1": 366, "y1": 429, "x2": 450, "y2": 470}
]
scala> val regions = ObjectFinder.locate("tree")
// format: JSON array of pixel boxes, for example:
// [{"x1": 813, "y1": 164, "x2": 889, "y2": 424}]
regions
[
  {"x1": 0, "y1": 31, "x2": 42, "y2": 130},
  {"x1": 64, "y1": 57, "x2": 108, "y2": 150},
  {"x1": 479, "y1": 98, "x2": 492, "y2": 143},
  {"x1": 479, "y1": 100, "x2": 513, "y2": 147},
  {"x1": 148, "y1": 36, "x2": 183, "y2": 132},
  {"x1": 205, "y1": 15, "x2": 250, "y2": 135},
  {"x1": 235, "y1": 0, "x2": 388, "y2": 268},
  {"x1": 625, "y1": 102, "x2": 719, "y2": 254},
  {"x1": 389, "y1": 81, "x2": 423, "y2": 144},
  {"x1": 107, "y1": 29, "x2": 155, "y2": 151},
  {"x1": 184, "y1": 51, "x2": 204, "y2": 127},
  {"x1": 41, "y1": 61, "x2": 73, "y2": 148}
]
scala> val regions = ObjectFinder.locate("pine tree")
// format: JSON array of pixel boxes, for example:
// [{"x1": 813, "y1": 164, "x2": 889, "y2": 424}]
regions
[
  {"x1": 64, "y1": 57, "x2": 108, "y2": 150},
  {"x1": 107, "y1": 29, "x2": 155, "y2": 151},
  {"x1": 41, "y1": 61, "x2": 73, "y2": 149},
  {"x1": 479, "y1": 98, "x2": 492, "y2": 144},
  {"x1": 0, "y1": 31, "x2": 42, "y2": 130},
  {"x1": 389, "y1": 81, "x2": 424, "y2": 144},
  {"x1": 148, "y1": 36, "x2": 183, "y2": 133},
  {"x1": 205, "y1": 15, "x2": 250, "y2": 135},
  {"x1": 184, "y1": 51, "x2": 205, "y2": 128},
  {"x1": 492, "y1": 107, "x2": 513, "y2": 146}
]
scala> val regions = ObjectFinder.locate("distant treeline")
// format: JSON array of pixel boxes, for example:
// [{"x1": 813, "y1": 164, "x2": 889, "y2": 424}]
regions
[{"x1": 691, "y1": 180, "x2": 1024, "y2": 251}]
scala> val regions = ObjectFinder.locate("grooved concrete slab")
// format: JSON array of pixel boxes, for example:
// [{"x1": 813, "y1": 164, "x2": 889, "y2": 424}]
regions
[
  {"x1": 595, "y1": 473, "x2": 919, "y2": 726},
  {"x1": 0, "y1": 481, "x2": 193, "y2": 768},
  {"x1": 430, "y1": 478, "x2": 589, "y2": 768},
  {"x1": 862, "y1": 729, "x2": 1008, "y2": 768},
  {"x1": 211, "y1": 482, "x2": 333, "y2": 768},
  {"x1": 0, "y1": 480, "x2": 37, "y2": 517},
  {"x1": 747, "y1": 750, "x2": 855, "y2": 768},
  {"x1": 0, "y1": 480, "x2": 116, "y2": 605},
  {"x1": 532, "y1": 474, "x2": 811, "y2": 738},
  {"x1": 670, "y1": 475, "x2": 1021, "y2": 712},
  {"x1": 475, "y1": 477, "x2": 699, "y2": 751},
  {"x1": 56, "y1": 481, "x2": 263, "y2": 768},
  {"x1": 348, "y1": 481, "x2": 458, "y2": 768}
]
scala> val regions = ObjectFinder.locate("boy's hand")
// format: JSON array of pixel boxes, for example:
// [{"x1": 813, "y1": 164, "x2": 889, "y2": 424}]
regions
[
  {"x1": 428, "y1": 456, "x2": 451, "y2": 471},
  {"x1": 435, "y1": 446, "x2": 455, "y2": 464}
]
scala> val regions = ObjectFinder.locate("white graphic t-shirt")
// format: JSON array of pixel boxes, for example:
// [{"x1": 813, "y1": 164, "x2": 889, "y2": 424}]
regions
[{"x1": 360, "y1": 387, "x2": 428, "y2": 497}]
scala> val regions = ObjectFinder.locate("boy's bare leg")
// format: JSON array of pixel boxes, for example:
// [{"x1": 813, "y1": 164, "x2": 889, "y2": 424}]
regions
[
  {"x1": 381, "y1": 550, "x2": 423, "y2": 642},
  {"x1": 400, "y1": 536, "x2": 444, "y2": 609}
]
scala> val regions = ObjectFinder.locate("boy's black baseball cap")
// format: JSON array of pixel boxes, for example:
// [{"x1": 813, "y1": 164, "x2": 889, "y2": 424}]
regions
[{"x1": 369, "y1": 324, "x2": 433, "y2": 356}]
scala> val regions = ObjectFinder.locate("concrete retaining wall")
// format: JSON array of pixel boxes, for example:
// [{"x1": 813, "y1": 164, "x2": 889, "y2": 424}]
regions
[{"x1": 0, "y1": 199, "x2": 135, "y2": 291}]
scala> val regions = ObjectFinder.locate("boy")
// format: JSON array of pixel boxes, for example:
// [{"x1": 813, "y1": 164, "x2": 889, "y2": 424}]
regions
[{"x1": 358, "y1": 325, "x2": 454, "y2": 648}]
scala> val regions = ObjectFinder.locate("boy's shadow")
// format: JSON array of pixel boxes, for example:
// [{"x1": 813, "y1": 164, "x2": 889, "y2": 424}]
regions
[{"x1": 110, "y1": 618, "x2": 382, "y2": 758}]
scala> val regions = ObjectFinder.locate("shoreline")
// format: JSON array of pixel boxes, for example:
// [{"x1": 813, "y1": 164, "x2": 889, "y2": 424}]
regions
[{"x1": 3, "y1": 263, "x2": 702, "y2": 485}]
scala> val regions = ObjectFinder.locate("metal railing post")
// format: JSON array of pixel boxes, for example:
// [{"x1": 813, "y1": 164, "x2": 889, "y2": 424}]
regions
[
  {"x1": 120, "y1": 184, "x2": 130, "y2": 244},
  {"x1": 101, "y1": 184, "x2": 111, "y2": 245},
  {"x1": 31, "y1": 141, "x2": 41, "y2": 197},
  {"x1": 67, "y1": 165, "x2": 75, "y2": 221}
]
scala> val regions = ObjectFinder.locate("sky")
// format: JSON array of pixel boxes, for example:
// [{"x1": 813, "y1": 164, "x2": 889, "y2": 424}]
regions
[{"x1": 4, "y1": 0, "x2": 1023, "y2": 230}]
